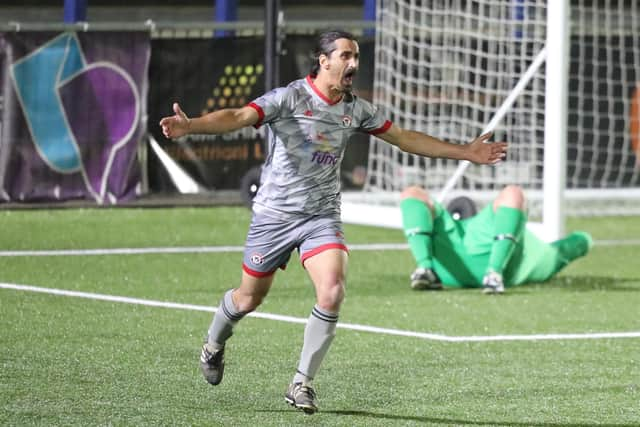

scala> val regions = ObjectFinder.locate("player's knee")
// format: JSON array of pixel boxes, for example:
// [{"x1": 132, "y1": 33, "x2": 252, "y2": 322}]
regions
[
  {"x1": 233, "y1": 289, "x2": 266, "y2": 312},
  {"x1": 400, "y1": 186, "x2": 430, "y2": 203},
  {"x1": 495, "y1": 185, "x2": 525, "y2": 209},
  {"x1": 504, "y1": 184, "x2": 524, "y2": 199},
  {"x1": 316, "y1": 278, "x2": 345, "y2": 312}
]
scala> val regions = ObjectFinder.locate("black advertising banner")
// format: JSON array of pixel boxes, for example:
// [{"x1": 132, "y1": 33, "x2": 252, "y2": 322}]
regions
[
  {"x1": 148, "y1": 36, "x2": 267, "y2": 192},
  {"x1": 0, "y1": 31, "x2": 149, "y2": 204},
  {"x1": 147, "y1": 34, "x2": 375, "y2": 193}
]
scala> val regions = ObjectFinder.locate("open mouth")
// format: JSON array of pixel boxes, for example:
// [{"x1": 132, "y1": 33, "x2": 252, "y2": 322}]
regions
[{"x1": 343, "y1": 69, "x2": 356, "y2": 84}]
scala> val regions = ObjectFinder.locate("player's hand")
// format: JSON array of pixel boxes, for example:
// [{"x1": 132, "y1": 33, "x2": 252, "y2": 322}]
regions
[
  {"x1": 466, "y1": 132, "x2": 507, "y2": 165},
  {"x1": 159, "y1": 102, "x2": 191, "y2": 139}
]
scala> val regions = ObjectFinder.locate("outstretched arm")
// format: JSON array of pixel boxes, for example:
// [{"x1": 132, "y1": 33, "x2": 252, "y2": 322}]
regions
[
  {"x1": 377, "y1": 123, "x2": 507, "y2": 165},
  {"x1": 159, "y1": 102, "x2": 259, "y2": 139}
]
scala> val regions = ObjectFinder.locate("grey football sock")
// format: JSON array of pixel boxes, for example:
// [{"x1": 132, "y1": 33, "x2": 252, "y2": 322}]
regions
[
  {"x1": 207, "y1": 289, "x2": 246, "y2": 349},
  {"x1": 293, "y1": 305, "x2": 338, "y2": 384}
]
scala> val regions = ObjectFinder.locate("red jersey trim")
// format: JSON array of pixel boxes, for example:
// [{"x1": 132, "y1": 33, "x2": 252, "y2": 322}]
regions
[
  {"x1": 305, "y1": 75, "x2": 343, "y2": 105},
  {"x1": 367, "y1": 119, "x2": 393, "y2": 135},
  {"x1": 247, "y1": 102, "x2": 265, "y2": 128},
  {"x1": 300, "y1": 243, "x2": 349, "y2": 266}
]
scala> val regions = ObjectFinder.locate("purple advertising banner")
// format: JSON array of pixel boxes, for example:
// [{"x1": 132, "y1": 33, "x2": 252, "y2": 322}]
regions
[{"x1": 0, "y1": 31, "x2": 149, "y2": 204}]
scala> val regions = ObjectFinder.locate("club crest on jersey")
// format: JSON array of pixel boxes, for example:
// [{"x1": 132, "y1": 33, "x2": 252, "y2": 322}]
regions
[
  {"x1": 341, "y1": 115, "x2": 352, "y2": 127},
  {"x1": 250, "y1": 253, "x2": 264, "y2": 265}
]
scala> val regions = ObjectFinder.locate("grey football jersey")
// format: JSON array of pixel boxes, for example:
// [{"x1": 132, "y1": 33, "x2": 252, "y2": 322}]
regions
[{"x1": 248, "y1": 76, "x2": 391, "y2": 219}]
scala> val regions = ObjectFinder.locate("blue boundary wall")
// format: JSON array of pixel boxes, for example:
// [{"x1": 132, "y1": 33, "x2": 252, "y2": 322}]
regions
[
  {"x1": 215, "y1": 0, "x2": 237, "y2": 37},
  {"x1": 363, "y1": 0, "x2": 375, "y2": 35},
  {"x1": 64, "y1": 0, "x2": 87, "y2": 23},
  {"x1": 62, "y1": 0, "x2": 240, "y2": 31}
]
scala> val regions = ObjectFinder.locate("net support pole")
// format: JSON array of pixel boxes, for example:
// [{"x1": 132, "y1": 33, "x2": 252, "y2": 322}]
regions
[
  {"x1": 436, "y1": 46, "x2": 548, "y2": 203},
  {"x1": 264, "y1": 0, "x2": 281, "y2": 92},
  {"x1": 543, "y1": 0, "x2": 570, "y2": 241}
]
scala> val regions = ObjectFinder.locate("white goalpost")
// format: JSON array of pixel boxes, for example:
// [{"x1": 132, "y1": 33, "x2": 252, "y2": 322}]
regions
[{"x1": 342, "y1": 0, "x2": 640, "y2": 239}]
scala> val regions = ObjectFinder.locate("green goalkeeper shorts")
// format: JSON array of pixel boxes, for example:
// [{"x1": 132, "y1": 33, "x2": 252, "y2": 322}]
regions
[{"x1": 429, "y1": 202, "x2": 563, "y2": 287}]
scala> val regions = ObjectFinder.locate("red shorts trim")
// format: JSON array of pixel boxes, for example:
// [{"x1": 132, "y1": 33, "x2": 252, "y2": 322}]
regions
[
  {"x1": 242, "y1": 263, "x2": 286, "y2": 278},
  {"x1": 300, "y1": 243, "x2": 349, "y2": 266},
  {"x1": 242, "y1": 263, "x2": 276, "y2": 278}
]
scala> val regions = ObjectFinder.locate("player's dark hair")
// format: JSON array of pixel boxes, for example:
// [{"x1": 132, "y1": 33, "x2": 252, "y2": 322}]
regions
[{"x1": 310, "y1": 30, "x2": 357, "y2": 77}]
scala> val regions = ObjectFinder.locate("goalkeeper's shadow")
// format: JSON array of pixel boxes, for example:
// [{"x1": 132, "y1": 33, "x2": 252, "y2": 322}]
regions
[
  {"x1": 322, "y1": 410, "x2": 628, "y2": 427},
  {"x1": 542, "y1": 275, "x2": 640, "y2": 292}
]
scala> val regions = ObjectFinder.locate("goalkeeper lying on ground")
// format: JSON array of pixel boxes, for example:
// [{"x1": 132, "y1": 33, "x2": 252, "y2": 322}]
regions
[{"x1": 400, "y1": 185, "x2": 592, "y2": 293}]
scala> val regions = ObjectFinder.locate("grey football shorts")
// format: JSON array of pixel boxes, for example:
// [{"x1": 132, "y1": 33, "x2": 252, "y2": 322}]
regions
[{"x1": 242, "y1": 211, "x2": 348, "y2": 277}]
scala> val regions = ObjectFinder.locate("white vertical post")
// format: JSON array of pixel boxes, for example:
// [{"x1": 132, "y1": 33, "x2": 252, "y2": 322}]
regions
[{"x1": 544, "y1": 0, "x2": 569, "y2": 241}]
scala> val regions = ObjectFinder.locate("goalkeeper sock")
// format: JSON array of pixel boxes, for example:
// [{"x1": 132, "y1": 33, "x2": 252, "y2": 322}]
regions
[
  {"x1": 401, "y1": 198, "x2": 435, "y2": 269},
  {"x1": 293, "y1": 305, "x2": 338, "y2": 384},
  {"x1": 207, "y1": 289, "x2": 247, "y2": 349},
  {"x1": 487, "y1": 206, "x2": 526, "y2": 275},
  {"x1": 551, "y1": 231, "x2": 593, "y2": 262}
]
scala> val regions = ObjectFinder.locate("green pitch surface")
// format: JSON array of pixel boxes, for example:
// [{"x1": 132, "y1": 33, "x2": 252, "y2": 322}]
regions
[{"x1": 1, "y1": 207, "x2": 639, "y2": 426}]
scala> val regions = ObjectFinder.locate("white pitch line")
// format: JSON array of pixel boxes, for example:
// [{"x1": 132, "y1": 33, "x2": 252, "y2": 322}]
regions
[
  {"x1": 0, "y1": 243, "x2": 408, "y2": 257},
  {"x1": 594, "y1": 239, "x2": 640, "y2": 246},
  {"x1": 2, "y1": 282, "x2": 639, "y2": 343},
  {"x1": 0, "y1": 239, "x2": 637, "y2": 257},
  {"x1": 0, "y1": 246, "x2": 246, "y2": 257}
]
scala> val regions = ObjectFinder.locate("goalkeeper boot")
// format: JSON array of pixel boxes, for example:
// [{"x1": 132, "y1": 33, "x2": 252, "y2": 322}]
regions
[
  {"x1": 285, "y1": 382, "x2": 318, "y2": 414},
  {"x1": 482, "y1": 271, "x2": 505, "y2": 294},
  {"x1": 410, "y1": 267, "x2": 442, "y2": 290},
  {"x1": 200, "y1": 343, "x2": 225, "y2": 385}
]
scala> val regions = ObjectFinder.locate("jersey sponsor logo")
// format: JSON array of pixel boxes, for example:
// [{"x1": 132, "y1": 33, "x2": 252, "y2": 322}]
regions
[
  {"x1": 250, "y1": 253, "x2": 264, "y2": 265},
  {"x1": 316, "y1": 131, "x2": 328, "y2": 141},
  {"x1": 303, "y1": 135, "x2": 314, "y2": 147},
  {"x1": 341, "y1": 115, "x2": 352, "y2": 127},
  {"x1": 306, "y1": 131, "x2": 339, "y2": 165},
  {"x1": 311, "y1": 150, "x2": 339, "y2": 165}
]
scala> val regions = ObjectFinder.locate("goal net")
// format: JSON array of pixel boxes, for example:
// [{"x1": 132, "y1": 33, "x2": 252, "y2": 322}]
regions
[{"x1": 344, "y1": 0, "x2": 640, "y2": 232}]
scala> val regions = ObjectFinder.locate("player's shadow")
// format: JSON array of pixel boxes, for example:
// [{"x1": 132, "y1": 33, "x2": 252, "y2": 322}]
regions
[
  {"x1": 324, "y1": 410, "x2": 635, "y2": 426},
  {"x1": 546, "y1": 275, "x2": 640, "y2": 292}
]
